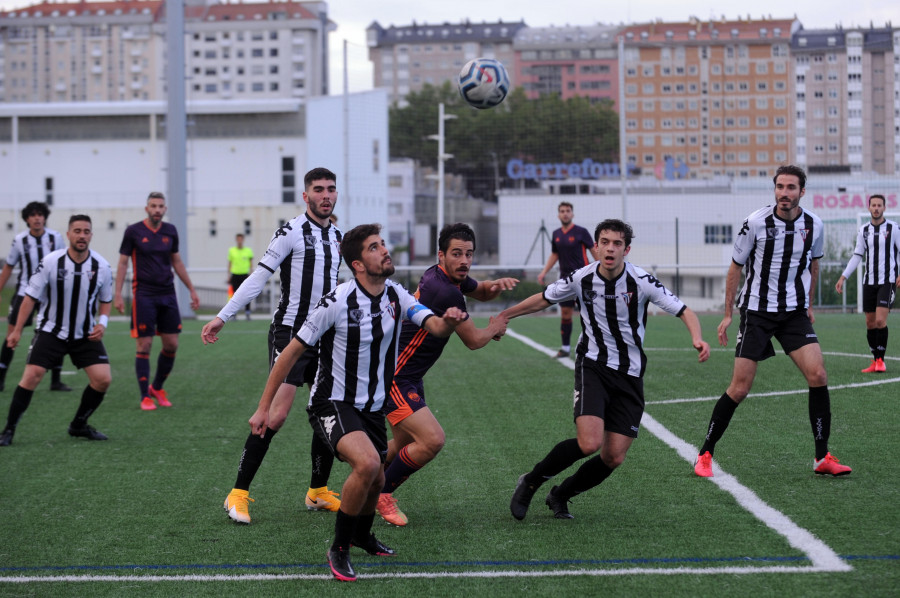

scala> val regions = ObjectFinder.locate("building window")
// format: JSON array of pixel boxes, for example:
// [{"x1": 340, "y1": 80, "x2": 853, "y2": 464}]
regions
[
  {"x1": 282, "y1": 156, "x2": 296, "y2": 203},
  {"x1": 704, "y1": 224, "x2": 732, "y2": 244}
]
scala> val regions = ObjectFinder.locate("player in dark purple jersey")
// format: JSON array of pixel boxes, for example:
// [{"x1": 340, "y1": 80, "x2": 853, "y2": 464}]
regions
[
  {"x1": 376, "y1": 223, "x2": 515, "y2": 526},
  {"x1": 114, "y1": 192, "x2": 200, "y2": 411},
  {"x1": 538, "y1": 202, "x2": 600, "y2": 358}
]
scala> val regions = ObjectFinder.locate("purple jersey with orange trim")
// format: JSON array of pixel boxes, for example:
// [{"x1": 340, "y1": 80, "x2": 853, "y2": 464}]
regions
[
  {"x1": 119, "y1": 220, "x2": 179, "y2": 296},
  {"x1": 394, "y1": 264, "x2": 477, "y2": 382},
  {"x1": 551, "y1": 224, "x2": 594, "y2": 277}
]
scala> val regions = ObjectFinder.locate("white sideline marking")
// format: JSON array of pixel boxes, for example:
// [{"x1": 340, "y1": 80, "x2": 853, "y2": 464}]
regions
[
  {"x1": 651, "y1": 375, "x2": 900, "y2": 405},
  {"x1": 505, "y1": 328, "x2": 852, "y2": 573},
  {"x1": 0, "y1": 565, "x2": 847, "y2": 583}
]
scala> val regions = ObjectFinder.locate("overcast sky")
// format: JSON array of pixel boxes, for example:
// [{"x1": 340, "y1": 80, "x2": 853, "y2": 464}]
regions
[{"x1": 0, "y1": 0, "x2": 895, "y2": 93}]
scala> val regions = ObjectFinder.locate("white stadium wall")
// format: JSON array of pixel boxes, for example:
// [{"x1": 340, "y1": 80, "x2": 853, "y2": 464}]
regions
[{"x1": 306, "y1": 89, "x2": 390, "y2": 230}]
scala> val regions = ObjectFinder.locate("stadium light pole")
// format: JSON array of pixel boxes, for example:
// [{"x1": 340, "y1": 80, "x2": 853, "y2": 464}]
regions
[
  {"x1": 618, "y1": 35, "x2": 628, "y2": 222},
  {"x1": 165, "y1": 0, "x2": 192, "y2": 317},
  {"x1": 426, "y1": 102, "x2": 456, "y2": 255}
]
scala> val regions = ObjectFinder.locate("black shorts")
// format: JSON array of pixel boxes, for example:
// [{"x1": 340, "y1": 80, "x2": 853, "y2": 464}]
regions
[
  {"x1": 384, "y1": 378, "x2": 427, "y2": 426},
  {"x1": 573, "y1": 358, "x2": 644, "y2": 438},
  {"x1": 307, "y1": 400, "x2": 387, "y2": 463},
  {"x1": 230, "y1": 273, "x2": 249, "y2": 291},
  {"x1": 268, "y1": 324, "x2": 319, "y2": 387},
  {"x1": 734, "y1": 309, "x2": 818, "y2": 362},
  {"x1": 862, "y1": 283, "x2": 896, "y2": 312},
  {"x1": 7, "y1": 295, "x2": 38, "y2": 328},
  {"x1": 131, "y1": 293, "x2": 182, "y2": 337},
  {"x1": 26, "y1": 331, "x2": 109, "y2": 370}
]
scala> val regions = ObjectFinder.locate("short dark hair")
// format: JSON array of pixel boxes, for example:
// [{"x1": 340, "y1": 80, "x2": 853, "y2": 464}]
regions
[
  {"x1": 869, "y1": 194, "x2": 886, "y2": 206},
  {"x1": 594, "y1": 219, "x2": 634, "y2": 247},
  {"x1": 773, "y1": 165, "x2": 806, "y2": 190},
  {"x1": 68, "y1": 214, "x2": 92, "y2": 227},
  {"x1": 438, "y1": 223, "x2": 476, "y2": 253},
  {"x1": 341, "y1": 223, "x2": 382, "y2": 276},
  {"x1": 21, "y1": 201, "x2": 50, "y2": 222},
  {"x1": 558, "y1": 201, "x2": 573, "y2": 211},
  {"x1": 147, "y1": 191, "x2": 165, "y2": 202},
  {"x1": 304, "y1": 167, "x2": 337, "y2": 190}
]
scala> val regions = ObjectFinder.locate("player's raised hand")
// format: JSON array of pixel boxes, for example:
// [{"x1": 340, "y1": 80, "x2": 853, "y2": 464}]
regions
[{"x1": 489, "y1": 277, "x2": 519, "y2": 292}]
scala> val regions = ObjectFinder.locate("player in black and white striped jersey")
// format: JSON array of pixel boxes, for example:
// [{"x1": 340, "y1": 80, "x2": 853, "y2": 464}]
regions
[
  {"x1": 506, "y1": 219, "x2": 710, "y2": 521},
  {"x1": 203, "y1": 167, "x2": 346, "y2": 523},
  {"x1": 0, "y1": 201, "x2": 70, "y2": 393},
  {"x1": 835, "y1": 194, "x2": 900, "y2": 373},
  {"x1": 255, "y1": 224, "x2": 466, "y2": 581},
  {"x1": 0, "y1": 215, "x2": 113, "y2": 447},
  {"x1": 694, "y1": 165, "x2": 852, "y2": 478}
]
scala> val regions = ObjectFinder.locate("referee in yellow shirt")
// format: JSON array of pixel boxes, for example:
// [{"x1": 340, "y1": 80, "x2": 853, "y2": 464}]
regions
[{"x1": 228, "y1": 234, "x2": 254, "y2": 319}]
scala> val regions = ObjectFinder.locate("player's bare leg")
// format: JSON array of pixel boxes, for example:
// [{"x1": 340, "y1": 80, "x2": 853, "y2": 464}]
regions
[{"x1": 379, "y1": 408, "x2": 444, "y2": 525}]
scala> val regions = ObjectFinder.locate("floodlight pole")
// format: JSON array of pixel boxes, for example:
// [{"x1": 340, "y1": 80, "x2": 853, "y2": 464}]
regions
[
  {"x1": 427, "y1": 103, "x2": 456, "y2": 255},
  {"x1": 618, "y1": 35, "x2": 628, "y2": 222},
  {"x1": 166, "y1": 0, "x2": 192, "y2": 317}
]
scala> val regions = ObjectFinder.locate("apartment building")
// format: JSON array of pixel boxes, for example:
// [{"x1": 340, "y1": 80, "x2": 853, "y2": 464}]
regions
[
  {"x1": 0, "y1": 0, "x2": 332, "y2": 103},
  {"x1": 366, "y1": 19, "x2": 525, "y2": 106},
  {"x1": 619, "y1": 18, "x2": 798, "y2": 180},
  {"x1": 792, "y1": 26, "x2": 898, "y2": 175},
  {"x1": 514, "y1": 24, "x2": 620, "y2": 108}
]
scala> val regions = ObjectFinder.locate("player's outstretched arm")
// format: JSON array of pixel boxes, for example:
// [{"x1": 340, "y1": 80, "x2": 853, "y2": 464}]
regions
[
  {"x1": 678, "y1": 307, "x2": 710, "y2": 363},
  {"x1": 468, "y1": 277, "x2": 519, "y2": 302},
  {"x1": 454, "y1": 312, "x2": 508, "y2": 349},
  {"x1": 498, "y1": 292, "x2": 551, "y2": 321},
  {"x1": 423, "y1": 306, "x2": 467, "y2": 338}
]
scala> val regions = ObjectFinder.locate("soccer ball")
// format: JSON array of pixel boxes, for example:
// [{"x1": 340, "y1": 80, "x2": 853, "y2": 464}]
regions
[{"x1": 457, "y1": 58, "x2": 510, "y2": 109}]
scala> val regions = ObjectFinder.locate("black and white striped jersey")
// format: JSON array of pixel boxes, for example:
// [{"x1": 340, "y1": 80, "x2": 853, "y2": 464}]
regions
[
  {"x1": 297, "y1": 278, "x2": 435, "y2": 412},
  {"x1": 5, "y1": 228, "x2": 64, "y2": 297},
  {"x1": 841, "y1": 219, "x2": 900, "y2": 285},
  {"x1": 25, "y1": 248, "x2": 113, "y2": 341},
  {"x1": 217, "y1": 214, "x2": 343, "y2": 332},
  {"x1": 732, "y1": 206, "x2": 824, "y2": 313},
  {"x1": 543, "y1": 262, "x2": 687, "y2": 378}
]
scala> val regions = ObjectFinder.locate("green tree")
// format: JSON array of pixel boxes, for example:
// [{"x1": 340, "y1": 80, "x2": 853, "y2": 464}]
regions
[{"x1": 389, "y1": 84, "x2": 620, "y2": 200}]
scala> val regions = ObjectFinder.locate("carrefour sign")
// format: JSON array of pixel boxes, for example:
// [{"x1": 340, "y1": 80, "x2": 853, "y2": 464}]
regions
[{"x1": 507, "y1": 158, "x2": 637, "y2": 181}]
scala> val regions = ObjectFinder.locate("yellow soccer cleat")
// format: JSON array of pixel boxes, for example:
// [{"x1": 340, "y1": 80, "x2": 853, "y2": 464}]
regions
[
  {"x1": 305, "y1": 487, "x2": 341, "y2": 512},
  {"x1": 224, "y1": 488, "x2": 254, "y2": 524}
]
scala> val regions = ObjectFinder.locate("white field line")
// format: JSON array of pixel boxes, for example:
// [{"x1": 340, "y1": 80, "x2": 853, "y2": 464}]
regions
[
  {"x1": 0, "y1": 565, "x2": 849, "y2": 583},
  {"x1": 505, "y1": 328, "x2": 852, "y2": 573}
]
